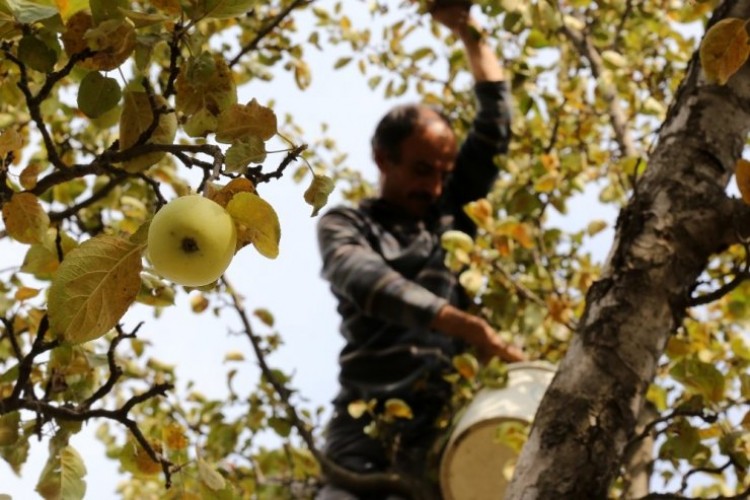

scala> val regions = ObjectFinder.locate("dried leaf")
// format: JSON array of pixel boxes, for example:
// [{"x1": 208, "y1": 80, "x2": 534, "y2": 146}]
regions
[
  {"x1": 216, "y1": 99, "x2": 277, "y2": 143},
  {"x1": 226, "y1": 192, "x2": 281, "y2": 259},
  {"x1": 175, "y1": 52, "x2": 236, "y2": 122},
  {"x1": 48, "y1": 235, "x2": 144, "y2": 344},
  {"x1": 2, "y1": 192, "x2": 50, "y2": 244},
  {"x1": 0, "y1": 127, "x2": 22, "y2": 157},
  {"x1": 119, "y1": 91, "x2": 177, "y2": 172},
  {"x1": 736, "y1": 159, "x2": 750, "y2": 204},
  {"x1": 700, "y1": 18, "x2": 750, "y2": 85},
  {"x1": 162, "y1": 423, "x2": 187, "y2": 451}
]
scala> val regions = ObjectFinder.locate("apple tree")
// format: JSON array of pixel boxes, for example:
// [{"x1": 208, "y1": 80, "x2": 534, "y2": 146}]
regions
[{"x1": 2, "y1": 0, "x2": 750, "y2": 498}]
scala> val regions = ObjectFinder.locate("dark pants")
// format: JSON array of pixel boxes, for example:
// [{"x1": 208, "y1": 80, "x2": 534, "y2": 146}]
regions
[{"x1": 315, "y1": 407, "x2": 443, "y2": 500}]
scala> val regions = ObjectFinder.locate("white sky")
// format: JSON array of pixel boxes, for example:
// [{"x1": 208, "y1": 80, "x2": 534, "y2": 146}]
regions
[{"x1": 0, "y1": 1, "x2": 621, "y2": 497}]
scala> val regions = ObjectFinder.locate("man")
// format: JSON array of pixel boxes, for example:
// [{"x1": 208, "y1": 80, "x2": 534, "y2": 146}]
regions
[{"x1": 316, "y1": 2, "x2": 523, "y2": 498}]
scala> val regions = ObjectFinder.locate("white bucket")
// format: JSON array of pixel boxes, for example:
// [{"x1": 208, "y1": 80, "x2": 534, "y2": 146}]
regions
[{"x1": 439, "y1": 360, "x2": 556, "y2": 500}]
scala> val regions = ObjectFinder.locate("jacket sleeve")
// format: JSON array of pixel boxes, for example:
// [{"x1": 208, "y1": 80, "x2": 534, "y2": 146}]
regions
[
  {"x1": 317, "y1": 208, "x2": 448, "y2": 328},
  {"x1": 445, "y1": 80, "x2": 512, "y2": 209}
]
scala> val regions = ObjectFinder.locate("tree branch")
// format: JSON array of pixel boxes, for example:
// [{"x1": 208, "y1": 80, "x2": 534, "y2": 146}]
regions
[
  {"x1": 229, "y1": 0, "x2": 313, "y2": 68},
  {"x1": 559, "y1": 18, "x2": 638, "y2": 158},
  {"x1": 222, "y1": 277, "x2": 426, "y2": 498}
]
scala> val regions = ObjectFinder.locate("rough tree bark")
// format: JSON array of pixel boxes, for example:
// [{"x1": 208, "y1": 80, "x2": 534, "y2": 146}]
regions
[{"x1": 506, "y1": 0, "x2": 750, "y2": 497}]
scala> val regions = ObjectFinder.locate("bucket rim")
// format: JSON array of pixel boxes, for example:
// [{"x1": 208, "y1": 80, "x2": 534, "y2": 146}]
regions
[{"x1": 505, "y1": 360, "x2": 557, "y2": 373}]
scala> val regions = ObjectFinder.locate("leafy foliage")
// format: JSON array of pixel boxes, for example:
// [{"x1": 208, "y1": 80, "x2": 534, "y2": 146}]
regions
[{"x1": 1, "y1": 0, "x2": 750, "y2": 498}]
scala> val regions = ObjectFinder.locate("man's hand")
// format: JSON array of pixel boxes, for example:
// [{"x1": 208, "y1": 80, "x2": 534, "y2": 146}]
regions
[
  {"x1": 431, "y1": 304, "x2": 526, "y2": 363},
  {"x1": 415, "y1": 0, "x2": 504, "y2": 82},
  {"x1": 428, "y1": 0, "x2": 473, "y2": 35}
]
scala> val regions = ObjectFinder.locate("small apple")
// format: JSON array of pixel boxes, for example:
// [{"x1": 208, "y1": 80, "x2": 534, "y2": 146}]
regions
[{"x1": 147, "y1": 195, "x2": 237, "y2": 287}]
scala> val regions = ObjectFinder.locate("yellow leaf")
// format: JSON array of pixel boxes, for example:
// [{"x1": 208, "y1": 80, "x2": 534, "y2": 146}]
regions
[
  {"x1": 216, "y1": 99, "x2": 277, "y2": 143},
  {"x1": 2, "y1": 192, "x2": 50, "y2": 244},
  {"x1": 36, "y1": 444, "x2": 87, "y2": 500},
  {"x1": 119, "y1": 91, "x2": 177, "y2": 173},
  {"x1": 54, "y1": 0, "x2": 88, "y2": 21},
  {"x1": 226, "y1": 192, "x2": 281, "y2": 259},
  {"x1": 699, "y1": 18, "x2": 750, "y2": 85},
  {"x1": 20, "y1": 161, "x2": 44, "y2": 190},
  {"x1": 533, "y1": 172, "x2": 558, "y2": 193},
  {"x1": 303, "y1": 174, "x2": 335, "y2": 216},
  {"x1": 459, "y1": 269, "x2": 483, "y2": 297},
  {"x1": 206, "y1": 178, "x2": 256, "y2": 208},
  {"x1": 735, "y1": 159, "x2": 750, "y2": 204},
  {"x1": 463, "y1": 198, "x2": 493, "y2": 230},
  {"x1": 14, "y1": 287, "x2": 40, "y2": 301},
  {"x1": 21, "y1": 229, "x2": 79, "y2": 279},
  {"x1": 452, "y1": 353, "x2": 479, "y2": 380},
  {"x1": 0, "y1": 127, "x2": 22, "y2": 157},
  {"x1": 189, "y1": 292, "x2": 209, "y2": 313},
  {"x1": 224, "y1": 350, "x2": 245, "y2": 362},
  {"x1": 347, "y1": 400, "x2": 373, "y2": 419},
  {"x1": 540, "y1": 153, "x2": 559, "y2": 172},
  {"x1": 162, "y1": 423, "x2": 187, "y2": 451},
  {"x1": 253, "y1": 308, "x2": 274, "y2": 326},
  {"x1": 384, "y1": 398, "x2": 413, "y2": 420},
  {"x1": 48, "y1": 235, "x2": 143, "y2": 344}
]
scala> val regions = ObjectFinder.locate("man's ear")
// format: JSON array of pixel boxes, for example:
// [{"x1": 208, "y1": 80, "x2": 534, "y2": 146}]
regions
[{"x1": 373, "y1": 147, "x2": 389, "y2": 173}]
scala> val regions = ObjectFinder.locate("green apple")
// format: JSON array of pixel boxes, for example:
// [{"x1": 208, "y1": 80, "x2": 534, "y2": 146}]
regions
[{"x1": 147, "y1": 195, "x2": 237, "y2": 287}]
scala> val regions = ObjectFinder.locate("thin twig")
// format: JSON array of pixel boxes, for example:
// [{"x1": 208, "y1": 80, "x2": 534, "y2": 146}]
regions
[{"x1": 229, "y1": 0, "x2": 313, "y2": 68}]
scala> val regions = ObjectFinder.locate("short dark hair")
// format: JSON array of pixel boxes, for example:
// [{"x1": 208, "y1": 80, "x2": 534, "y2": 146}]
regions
[{"x1": 371, "y1": 104, "x2": 451, "y2": 162}]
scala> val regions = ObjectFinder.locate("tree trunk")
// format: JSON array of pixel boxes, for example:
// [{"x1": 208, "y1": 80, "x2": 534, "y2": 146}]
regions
[{"x1": 506, "y1": 0, "x2": 750, "y2": 497}]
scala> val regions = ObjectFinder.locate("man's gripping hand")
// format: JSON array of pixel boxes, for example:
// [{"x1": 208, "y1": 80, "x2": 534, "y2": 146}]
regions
[{"x1": 431, "y1": 304, "x2": 526, "y2": 363}]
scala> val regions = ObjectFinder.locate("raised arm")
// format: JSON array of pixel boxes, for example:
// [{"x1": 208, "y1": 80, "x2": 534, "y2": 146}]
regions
[{"x1": 429, "y1": 1, "x2": 505, "y2": 83}]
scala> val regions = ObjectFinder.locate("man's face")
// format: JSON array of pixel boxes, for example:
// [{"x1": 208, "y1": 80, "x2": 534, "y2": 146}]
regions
[{"x1": 377, "y1": 114, "x2": 458, "y2": 219}]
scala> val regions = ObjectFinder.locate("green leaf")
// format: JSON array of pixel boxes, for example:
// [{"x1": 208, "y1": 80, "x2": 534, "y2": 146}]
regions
[
  {"x1": 268, "y1": 416, "x2": 292, "y2": 438},
  {"x1": 333, "y1": 56, "x2": 352, "y2": 69},
  {"x1": 225, "y1": 136, "x2": 266, "y2": 173},
  {"x1": 187, "y1": 0, "x2": 261, "y2": 20},
  {"x1": 303, "y1": 174, "x2": 334, "y2": 217},
  {"x1": 89, "y1": 0, "x2": 127, "y2": 23},
  {"x1": 48, "y1": 235, "x2": 144, "y2": 344},
  {"x1": 0, "y1": 411, "x2": 20, "y2": 446},
  {"x1": 77, "y1": 72, "x2": 122, "y2": 119},
  {"x1": 18, "y1": 34, "x2": 57, "y2": 72},
  {"x1": 6, "y1": 0, "x2": 58, "y2": 23},
  {"x1": 198, "y1": 458, "x2": 226, "y2": 491},
  {"x1": 494, "y1": 420, "x2": 529, "y2": 454},
  {"x1": 669, "y1": 358, "x2": 726, "y2": 404},
  {"x1": 36, "y1": 445, "x2": 87, "y2": 500}
]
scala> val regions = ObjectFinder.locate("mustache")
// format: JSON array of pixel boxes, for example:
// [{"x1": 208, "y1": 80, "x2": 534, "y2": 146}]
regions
[{"x1": 408, "y1": 192, "x2": 436, "y2": 203}]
